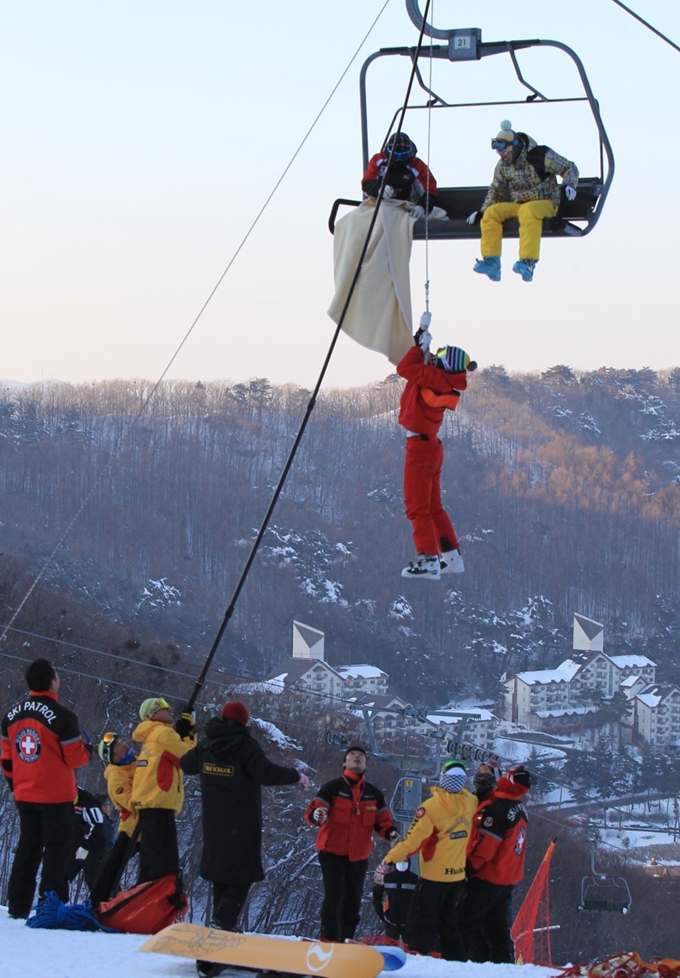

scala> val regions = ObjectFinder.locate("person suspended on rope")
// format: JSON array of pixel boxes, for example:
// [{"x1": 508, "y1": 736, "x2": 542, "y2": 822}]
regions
[
  {"x1": 398, "y1": 312, "x2": 477, "y2": 581},
  {"x1": 460, "y1": 765, "x2": 534, "y2": 964},
  {"x1": 130, "y1": 697, "x2": 196, "y2": 885},
  {"x1": 89, "y1": 732, "x2": 140, "y2": 906},
  {"x1": 1, "y1": 658, "x2": 92, "y2": 918},
  {"x1": 362, "y1": 131, "x2": 438, "y2": 220},
  {"x1": 469, "y1": 120, "x2": 579, "y2": 283}
]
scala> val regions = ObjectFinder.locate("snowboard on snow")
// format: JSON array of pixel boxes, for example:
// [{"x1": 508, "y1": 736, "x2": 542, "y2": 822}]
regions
[{"x1": 139, "y1": 922, "x2": 404, "y2": 977}]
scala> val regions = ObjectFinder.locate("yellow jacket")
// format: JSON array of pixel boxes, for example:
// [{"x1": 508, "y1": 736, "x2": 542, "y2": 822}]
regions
[
  {"x1": 104, "y1": 760, "x2": 139, "y2": 837},
  {"x1": 385, "y1": 786, "x2": 477, "y2": 882},
  {"x1": 131, "y1": 719, "x2": 195, "y2": 815}
]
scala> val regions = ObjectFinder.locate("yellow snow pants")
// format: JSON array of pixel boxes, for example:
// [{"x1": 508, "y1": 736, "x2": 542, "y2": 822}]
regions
[{"x1": 480, "y1": 200, "x2": 558, "y2": 260}]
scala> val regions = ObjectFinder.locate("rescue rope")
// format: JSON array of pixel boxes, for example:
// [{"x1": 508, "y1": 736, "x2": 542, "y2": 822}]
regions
[{"x1": 185, "y1": 0, "x2": 436, "y2": 711}]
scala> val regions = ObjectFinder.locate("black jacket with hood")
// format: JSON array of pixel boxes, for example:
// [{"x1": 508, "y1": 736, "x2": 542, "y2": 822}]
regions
[{"x1": 181, "y1": 716, "x2": 300, "y2": 884}]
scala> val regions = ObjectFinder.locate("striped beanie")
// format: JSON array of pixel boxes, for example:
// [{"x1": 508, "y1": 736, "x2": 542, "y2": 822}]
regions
[{"x1": 437, "y1": 345, "x2": 471, "y2": 373}]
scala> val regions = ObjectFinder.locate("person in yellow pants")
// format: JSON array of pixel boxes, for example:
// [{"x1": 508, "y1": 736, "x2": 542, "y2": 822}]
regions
[{"x1": 468, "y1": 120, "x2": 579, "y2": 282}]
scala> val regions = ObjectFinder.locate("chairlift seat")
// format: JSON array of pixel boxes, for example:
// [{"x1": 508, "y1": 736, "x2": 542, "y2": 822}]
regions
[
  {"x1": 329, "y1": 177, "x2": 603, "y2": 240},
  {"x1": 578, "y1": 874, "x2": 632, "y2": 914}
]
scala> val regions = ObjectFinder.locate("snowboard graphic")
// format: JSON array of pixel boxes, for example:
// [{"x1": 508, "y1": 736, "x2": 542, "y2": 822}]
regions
[{"x1": 140, "y1": 922, "x2": 401, "y2": 977}]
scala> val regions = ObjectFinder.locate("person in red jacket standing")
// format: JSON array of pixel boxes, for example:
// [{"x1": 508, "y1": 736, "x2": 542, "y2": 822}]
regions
[
  {"x1": 397, "y1": 314, "x2": 477, "y2": 580},
  {"x1": 1, "y1": 658, "x2": 92, "y2": 917},
  {"x1": 460, "y1": 764, "x2": 534, "y2": 963},
  {"x1": 304, "y1": 744, "x2": 399, "y2": 942}
]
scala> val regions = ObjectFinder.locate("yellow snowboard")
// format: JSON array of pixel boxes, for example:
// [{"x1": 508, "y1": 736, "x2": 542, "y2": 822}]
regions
[{"x1": 139, "y1": 922, "x2": 387, "y2": 977}]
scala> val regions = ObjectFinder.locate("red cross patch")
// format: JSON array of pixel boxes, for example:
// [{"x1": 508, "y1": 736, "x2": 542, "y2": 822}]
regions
[{"x1": 16, "y1": 728, "x2": 41, "y2": 762}]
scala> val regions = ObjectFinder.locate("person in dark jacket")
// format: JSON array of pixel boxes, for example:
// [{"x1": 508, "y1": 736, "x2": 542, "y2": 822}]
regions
[
  {"x1": 0, "y1": 658, "x2": 91, "y2": 917},
  {"x1": 460, "y1": 764, "x2": 533, "y2": 963},
  {"x1": 181, "y1": 699, "x2": 308, "y2": 976},
  {"x1": 304, "y1": 743, "x2": 399, "y2": 942},
  {"x1": 67, "y1": 787, "x2": 111, "y2": 894},
  {"x1": 362, "y1": 131, "x2": 438, "y2": 220},
  {"x1": 371, "y1": 859, "x2": 418, "y2": 941}
]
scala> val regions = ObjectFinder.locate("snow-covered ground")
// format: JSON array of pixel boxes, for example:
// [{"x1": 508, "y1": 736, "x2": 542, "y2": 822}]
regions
[{"x1": 0, "y1": 907, "x2": 559, "y2": 978}]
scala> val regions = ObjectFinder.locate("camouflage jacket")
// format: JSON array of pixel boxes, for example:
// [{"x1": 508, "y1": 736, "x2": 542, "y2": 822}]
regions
[{"x1": 482, "y1": 133, "x2": 579, "y2": 211}]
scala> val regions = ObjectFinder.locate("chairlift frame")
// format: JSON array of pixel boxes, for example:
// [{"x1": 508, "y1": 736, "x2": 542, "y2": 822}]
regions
[
  {"x1": 329, "y1": 2, "x2": 614, "y2": 241},
  {"x1": 577, "y1": 840, "x2": 632, "y2": 914}
]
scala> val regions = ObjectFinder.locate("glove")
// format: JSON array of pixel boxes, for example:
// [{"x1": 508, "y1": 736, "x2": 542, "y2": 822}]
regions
[
  {"x1": 415, "y1": 328, "x2": 432, "y2": 353},
  {"x1": 297, "y1": 772, "x2": 312, "y2": 789},
  {"x1": 386, "y1": 827, "x2": 400, "y2": 843},
  {"x1": 312, "y1": 807, "x2": 328, "y2": 824},
  {"x1": 466, "y1": 210, "x2": 481, "y2": 225},
  {"x1": 419, "y1": 310, "x2": 432, "y2": 329},
  {"x1": 564, "y1": 185, "x2": 577, "y2": 201},
  {"x1": 382, "y1": 185, "x2": 396, "y2": 199},
  {"x1": 374, "y1": 861, "x2": 389, "y2": 885},
  {"x1": 410, "y1": 204, "x2": 425, "y2": 220},
  {"x1": 174, "y1": 708, "x2": 197, "y2": 739},
  {"x1": 75, "y1": 846, "x2": 89, "y2": 862}
]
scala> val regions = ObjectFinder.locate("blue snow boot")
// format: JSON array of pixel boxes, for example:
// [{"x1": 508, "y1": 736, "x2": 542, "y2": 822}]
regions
[
  {"x1": 512, "y1": 259, "x2": 536, "y2": 282},
  {"x1": 473, "y1": 255, "x2": 501, "y2": 281}
]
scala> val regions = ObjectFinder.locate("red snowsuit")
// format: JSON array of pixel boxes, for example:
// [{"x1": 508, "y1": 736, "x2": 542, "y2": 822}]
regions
[{"x1": 397, "y1": 346, "x2": 468, "y2": 557}]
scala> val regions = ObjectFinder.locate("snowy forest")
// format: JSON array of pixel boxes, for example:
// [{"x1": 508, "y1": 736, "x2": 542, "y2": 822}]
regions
[{"x1": 1, "y1": 364, "x2": 680, "y2": 960}]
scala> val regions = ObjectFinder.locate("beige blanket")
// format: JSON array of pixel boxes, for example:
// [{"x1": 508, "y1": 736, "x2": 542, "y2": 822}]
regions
[{"x1": 327, "y1": 198, "x2": 447, "y2": 365}]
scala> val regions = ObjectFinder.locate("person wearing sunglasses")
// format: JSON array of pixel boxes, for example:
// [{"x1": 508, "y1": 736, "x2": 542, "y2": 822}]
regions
[
  {"x1": 397, "y1": 314, "x2": 477, "y2": 580},
  {"x1": 130, "y1": 697, "x2": 197, "y2": 884},
  {"x1": 468, "y1": 120, "x2": 579, "y2": 282}
]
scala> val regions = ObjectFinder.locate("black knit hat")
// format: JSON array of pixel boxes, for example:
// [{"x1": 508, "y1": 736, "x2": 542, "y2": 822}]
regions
[{"x1": 344, "y1": 743, "x2": 367, "y2": 761}]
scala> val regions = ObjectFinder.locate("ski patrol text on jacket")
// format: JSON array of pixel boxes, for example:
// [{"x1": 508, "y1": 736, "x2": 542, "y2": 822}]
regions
[
  {"x1": 466, "y1": 776, "x2": 530, "y2": 886},
  {"x1": 481, "y1": 134, "x2": 579, "y2": 212},
  {"x1": 131, "y1": 719, "x2": 195, "y2": 815},
  {"x1": 397, "y1": 347, "x2": 468, "y2": 437},
  {"x1": 305, "y1": 770, "x2": 396, "y2": 862},
  {"x1": 385, "y1": 785, "x2": 477, "y2": 882},
  {"x1": 104, "y1": 759, "x2": 138, "y2": 836},
  {"x1": 1, "y1": 690, "x2": 91, "y2": 803}
]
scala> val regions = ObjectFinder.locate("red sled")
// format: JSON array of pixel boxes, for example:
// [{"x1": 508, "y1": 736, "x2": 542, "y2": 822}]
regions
[{"x1": 97, "y1": 874, "x2": 188, "y2": 934}]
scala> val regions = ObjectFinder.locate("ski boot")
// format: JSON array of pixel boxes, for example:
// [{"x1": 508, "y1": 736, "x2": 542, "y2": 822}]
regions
[
  {"x1": 401, "y1": 554, "x2": 441, "y2": 580},
  {"x1": 439, "y1": 549, "x2": 464, "y2": 574},
  {"x1": 512, "y1": 258, "x2": 536, "y2": 282},
  {"x1": 473, "y1": 255, "x2": 501, "y2": 281}
]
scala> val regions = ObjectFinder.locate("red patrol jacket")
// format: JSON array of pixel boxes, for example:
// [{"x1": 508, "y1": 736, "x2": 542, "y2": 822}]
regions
[
  {"x1": 466, "y1": 776, "x2": 530, "y2": 886},
  {"x1": 397, "y1": 346, "x2": 468, "y2": 437},
  {"x1": 304, "y1": 770, "x2": 396, "y2": 862},
  {"x1": 1, "y1": 690, "x2": 91, "y2": 803}
]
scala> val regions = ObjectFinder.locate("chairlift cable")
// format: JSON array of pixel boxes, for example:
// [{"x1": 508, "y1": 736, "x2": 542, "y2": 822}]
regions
[
  {"x1": 184, "y1": 0, "x2": 436, "y2": 711},
  {"x1": 609, "y1": 0, "x2": 680, "y2": 55},
  {"x1": 0, "y1": 2, "x2": 392, "y2": 648}
]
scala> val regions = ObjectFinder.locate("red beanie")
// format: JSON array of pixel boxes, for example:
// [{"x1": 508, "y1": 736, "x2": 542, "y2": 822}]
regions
[{"x1": 221, "y1": 701, "x2": 249, "y2": 725}]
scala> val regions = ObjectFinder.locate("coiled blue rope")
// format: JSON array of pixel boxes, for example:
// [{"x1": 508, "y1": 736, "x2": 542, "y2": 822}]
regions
[{"x1": 25, "y1": 891, "x2": 119, "y2": 932}]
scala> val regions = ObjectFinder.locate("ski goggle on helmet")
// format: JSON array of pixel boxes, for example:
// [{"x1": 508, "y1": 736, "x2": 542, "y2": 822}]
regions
[
  {"x1": 97, "y1": 731, "x2": 119, "y2": 765},
  {"x1": 385, "y1": 132, "x2": 417, "y2": 162}
]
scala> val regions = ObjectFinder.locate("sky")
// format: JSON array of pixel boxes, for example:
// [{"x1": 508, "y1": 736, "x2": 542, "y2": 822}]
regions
[
  {"x1": 1, "y1": 1, "x2": 679, "y2": 393},
  {"x1": 0, "y1": 907, "x2": 566, "y2": 978}
]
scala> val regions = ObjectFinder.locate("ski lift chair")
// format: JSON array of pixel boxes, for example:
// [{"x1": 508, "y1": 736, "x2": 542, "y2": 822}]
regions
[
  {"x1": 577, "y1": 843, "x2": 632, "y2": 914},
  {"x1": 330, "y1": 7, "x2": 613, "y2": 241}
]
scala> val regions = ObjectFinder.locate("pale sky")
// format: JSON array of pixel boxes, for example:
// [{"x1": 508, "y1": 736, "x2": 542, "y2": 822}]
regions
[{"x1": 1, "y1": 1, "x2": 678, "y2": 392}]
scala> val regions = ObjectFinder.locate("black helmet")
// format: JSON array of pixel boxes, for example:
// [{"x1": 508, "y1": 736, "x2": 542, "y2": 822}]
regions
[{"x1": 385, "y1": 132, "x2": 417, "y2": 162}]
